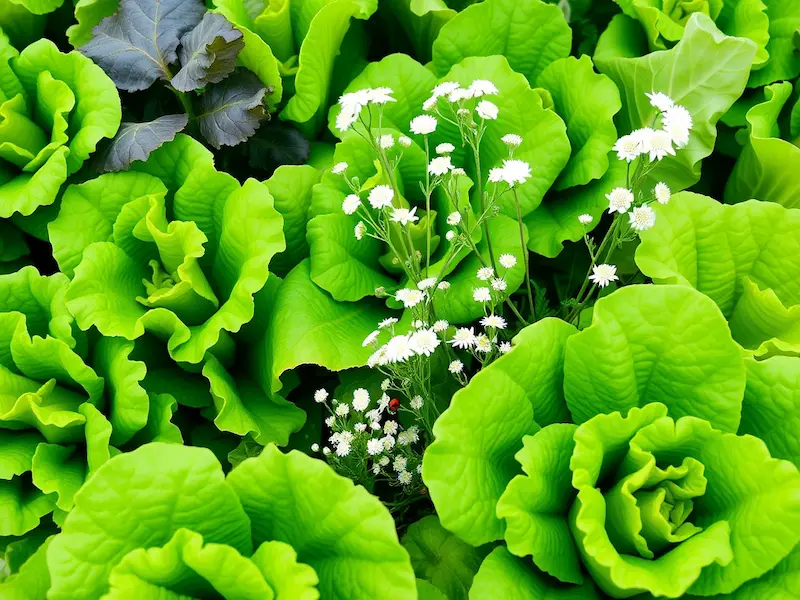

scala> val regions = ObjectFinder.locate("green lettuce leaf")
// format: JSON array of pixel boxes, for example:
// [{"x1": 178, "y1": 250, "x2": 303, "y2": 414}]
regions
[{"x1": 749, "y1": 0, "x2": 800, "y2": 87}]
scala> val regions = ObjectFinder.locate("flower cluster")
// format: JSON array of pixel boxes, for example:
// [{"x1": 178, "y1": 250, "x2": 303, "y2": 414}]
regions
[{"x1": 336, "y1": 87, "x2": 397, "y2": 132}]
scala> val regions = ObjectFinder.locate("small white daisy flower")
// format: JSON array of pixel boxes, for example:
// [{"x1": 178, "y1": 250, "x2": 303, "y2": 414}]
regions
[
  {"x1": 448, "y1": 359, "x2": 464, "y2": 373},
  {"x1": 613, "y1": 134, "x2": 642, "y2": 162},
  {"x1": 384, "y1": 420, "x2": 398, "y2": 435},
  {"x1": 314, "y1": 389, "x2": 329, "y2": 403},
  {"x1": 352, "y1": 388, "x2": 370, "y2": 411},
  {"x1": 381, "y1": 379, "x2": 391, "y2": 391},
  {"x1": 629, "y1": 205, "x2": 656, "y2": 231},
  {"x1": 474, "y1": 334, "x2": 492, "y2": 353},
  {"x1": 632, "y1": 127, "x2": 655, "y2": 154},
  {"x1": 648, "y1": 130, "x2": 675, "y2": 161},
  {"x1": 477, "y1": 266, "x2": 494, "y2": 280},
  {"x1": 379, "y1": 317, "x2": 398, "y2": 329},
  {"x1": 355, "y1": 221, "x2": 366, "y2": 240},
  {"x1": 384, "y1": 335, "x2": 416, "y2": 363},
  {"x1": 410, "y1": 396, "x2": 424, "y2": 410},
  {"x1": 430, "y1": 81, "x2": 461, "y2": 99},
  {"x1": 646, "y1": 91, "x2": 674, "y2": 112},
  {"x1": 429, "y1": 156, "x2": 454, "y2": 176},
  {"x1": 481, "y1": 314, "x2": 507, "y2": 329},
  {"x1": 450, "y1": 328, "x2": 476, "y2": 349},
  {"x1": 445, "y1": 230, "x2": 456, "y2": 241},
  {"x1": 379, "y1": 456, "x2": 390, "y2": 466},
  {"x1": 468, "y1": 79, "x2": 499, "y2": 97},
  {"x1": 325, "y1": 416, "x2": 335, "y2": 427},
  {"x1": 449, "y1": 87, "x2": 473, "y2": 102},
  {"x1": 654, "y1": 182, "x2": 671, "y2": 204},
  {"x1": 323, "y1": 446, "x2": 331, "y2": 455},
  {"x1": 391, "y1": 207, "x2": 420, "y2": 226},
  {"x1": 578, "y1": 214, "x2": 593, "y2": 225},
  {"x1": 311, "y1": 443, "x2": 319, "y2": 452},
  {"x1": 451, "y1": 167, "x2": 466, "y2": 176},
  {"x1": 367, "y1": 438, "x2": 383, "y2": 455},
  {"x1": 369, "y1": 185, "x2": 395, "y2": 209},
  {"x1": 354, "y1": 423, "x2": 367, "y2": 432},
  {"x1": 398, "y1": 135, "x2": 412, "y2": 147},
  {"x1": 417, "y1": 277, "x2": 437, "y2": 290},
  {"x1": 501, "y1": 133, "x2": 523, "y2": 148},
  {"x1": 395, "y1": 288, "x2": 425, "y2": 308},
  {"x1": 589, "y1": 263, "x2": 619, "y2": 288},
  {"x1": 379, "y1": 134, "x2": 395, "y2": 149},
  {"x1": 331, "y1": 162, "x2": 348, "y2": 174},
  {"x1": 501, "y1": 159, "x2": 531, "y2": 186},
  {"x1": 476, "y1": 100, "x2": 499, "y2": 120},
  {"x1": 336, "y1": 403, "x2": 350, "y2": 417},
  {"x1": 488, "y1": 167, "x2": 506, "y2": 183},
  {"x1": 447, "y1": 211, "x2": 462, "y2": 225},
  {"x1": 410, "y1": 328, "x2": 441, "y2": 357},
  {"x1": 409, "y1": 115, "x2": 437, "y2": 135},
  {"x1": 362, "y1": 330, "x2": 380, "y2": 347},
  {"x1": 393, "y1": 455, "x2": 407, "y2": 472},
  {"x1": 398, "y1": 471, "x2": 413, "y2": 485},
  {"x1": 438, "y1": 281, "x2": 451, "y2": 290},
  {"x1": 436, "y1": 143, "x2": 455, "y2": 154},
  {"x1": 606, "y1": 187, "x2": 634, "y2": 214},
  {"x1": 382, "y1": 435, "x2": 396, "y2": 450},
  {"x1": 499, "y1": 254, "x2": 517, "y2": 268},
  {"x1": 342, "y1": 194, "x2": 361, "y2": 215},
  {"x1": 473, "y1": 287, "x2": 492, "y2": 303},
  {"x1": 499, "y1": 341, "x2": 512, "y2": 354},
  {"x1": 433, "y1": 319, "x2": 449, "y2": 333},
  {"x1": 491, "y1": 277, "x2": 507, "y2": 292}
]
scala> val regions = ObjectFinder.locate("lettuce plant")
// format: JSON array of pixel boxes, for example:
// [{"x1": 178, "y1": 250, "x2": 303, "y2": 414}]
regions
[
  {"x1": 422, "y1": 283, "x2": 800, "y2": 597},
  {"x1": 1, "y1": 442, "x2": 417, "y2": 599}
]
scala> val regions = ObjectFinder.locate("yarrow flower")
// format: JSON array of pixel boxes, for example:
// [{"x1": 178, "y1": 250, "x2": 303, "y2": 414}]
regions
[
  {"x1": 476, "y1": 100, "x2": 499, "y2": 120},
  {"x1": 369, "y1": 185, "x2": 395, "y2": 209},
  {"x1": 589, "y1": 263, "x2": 619, "y2": 288},
  {"x1": 468, "y1": 79, "x2": 499, "y2": 97},
  {"x1": 488, "y1": 167, "x2": 505, "y2": 183},
  {"x1": 409, "y1": 115, "x2": 437, "y2": 135},
  {"x1": 501, "y1": 159, "x2": 531, "y2": 186},
  {"x1": 473, "y1": 287, "x2": 492, "y2": 303},
  {"x1": 336, "y1": 88, "x2": 396, "y2": 131},
  {"x1": 491, "y1": 277, "x2": 507, "y2": 292},
  {"x1": 417, "y1": 277, "x2": 437, "y2": 290},
  {"x1": 395, "y1": 288, "x2": 425, "y2": 308},
  {"x1": 629, "y1": 204, "x2": 656, "y2": 231},
  {"x1": 654, "y1": 182, "x2": 671, "y2": 204},
  {"x1": 450, "y1": 328, "x2": 476, "y2": 349},
  {"x1": 367, "y1": 438, "x2": 383, "y2": 455},
  {"x1": 447, "y1": 211, "x2": 462, "y2": 225},
  {"x1": 481, "y1": 314, "x2": 507, "y2": 329},
  {"x1": 398, "y1": 471, "x2": 413, "y2": 485},
  {"x1": 662, "y1": 105, "x2": 693, "y2": 148},
  {"x1": 501, "y1": 133, "x2": 522, "y2": 148},
  {"x1": 448, "y1": 359, "x2": 464, "y2": 373},
  {"x1": 362, "y1": 330, "x2": 380, "y2": 347},
  {"x1": 336, "y1": 403, "x2": 350, "y2": 417},
  {"x1": 428, "y1": 156, "x2": 454, "y2": 176},
  {"x1": 314, "y1": 389, "x2": 328, "y2": 403},
  {"x1": 578, "y1": 214, "x2": 593, "y2": 225},
  {"x1": 613, "y1": 134, "x2": 642, "y2": 162},
  {"x1": 390, "y1": 207, "x2": 419, "y2": 226},
  {"x1": 392, "y1": 455, "x2": 406, "y2": 472},
  {"x1": 342, "y1": 194, "x2": 361, "y2": 215},
  {"x1": 410, "y1": 328, "x2": 440, "y2": 356},
  {"x1": 384, "y1": 335, "x2": 415, "y2": 363},
  {"x1": 384, "y1": 420, "x2": 398, "y2": 435},
  {"x1": 647, "y1": 129, "x2": 676, "y2": 161},
  {"x1": 645, "y1": 91, "x2": 674, "y2": 112},
  {"x1": 436, "y1": 143, "x2": 455, "y2": 154},
  {"x1": 449, "y1": 87, "x2": 473, "y2": 103},
  {"x1": 354, "y1": 221, "x2": 366, "y2": 240},
  {"x1": 606, "y1": 187, "x2": 634, "y2": 214},
  {"x1": 477, "y1": 266, "x2": 494, "y2": 281},
  {"x1": 352, "y1": 388, "x2": 370, "y2": 411},
  {"x1": 331, "y1": 162, "x2": 348, "y2": 174},
  {"x1": 433, "y1": 319, "x2": 449, "y2": 333},
  {"x1": 475, "y1": 334, "x2": 492, "y2": 353},
  {"x1": 379, "y1": 134, "x2": 395, "y2": 149},
  {"x1": 499, "y1": 254, "x2": 517, "y2": 269}
]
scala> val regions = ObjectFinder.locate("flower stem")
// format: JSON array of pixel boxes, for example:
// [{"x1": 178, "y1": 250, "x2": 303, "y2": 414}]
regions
[{"x1": 512, "y1": 187, "x2": 535, "y2": 321}]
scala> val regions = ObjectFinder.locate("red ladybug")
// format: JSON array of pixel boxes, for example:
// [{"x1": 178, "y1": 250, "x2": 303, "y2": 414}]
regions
[{"x1": 389, "y1": 398, "x2": 401, "y2": 412}]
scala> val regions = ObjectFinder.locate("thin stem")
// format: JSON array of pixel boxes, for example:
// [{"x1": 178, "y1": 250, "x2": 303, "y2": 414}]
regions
[
  {"x1": 424, "y1": 135, "x2": 432, "y2": 276},
  {"x1": 512, "y1": 187, "x2": 535, "y2": 320},
  {"x1": 472, "y1": 140, "x2": 497, "y2": 270}
]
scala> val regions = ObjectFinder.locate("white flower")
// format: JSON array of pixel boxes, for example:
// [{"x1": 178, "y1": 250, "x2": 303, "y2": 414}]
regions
[
  {"x1": 410, "y1": 396, "x2": 424, "y2": 410},
  {"x1": 342, "y1": 194, "x2": 361, "y2": 215},
  {"x1": 430, "y1": 81, "x2": 461, "y2": 99},
  {"x1": 355, "y1": 221, "x2": 366, "y2": 240},
  {"x1": 589, "y1": 263, "x2": 619, "y2": 288},
  {"x1": 372, "y1": 463, "x2": 381, "y2": 474},
  {"x1": 646, "y1": 91, "x2": 674, "y2": 112},
  {"x1": 410, "y1": 328, "x2": 440, "y2": 356},
  {"x1": 501, "y1": 133, "x2": 523, "y2": 147},
  {"x1": 354, "y1": 423, "x2": 367, "y2": 432},
  {"x1": 369, "y1": 185, "x2": 395, "y2": 209},
  {"x1": 499, "y1": 254, "x2": 517, "y2": 269},
  {"x1": 477, "y1": 266, "x2": 494, "y2": 281},
  {"x1": 648, "y1": 130, "x2": 675, "y2": 161},
  {"x1": 384, "y1": 335, "x2": 415, "y2": 363},
  {"x1": 452, "y1": 167, "x2": 466, "y2": 176},
  {"x1": 450, "y1": 327, "x2": 476, "y2": 349},
  {"x1": 314, "y1": 389, "x2": 329, "y2": 403},
  {"x1": 445, "y1": 231, "x2": 456, "y2": 241},
  {"x1": 368, "y1": 346, "x2": 387, "y2": 368},
  {"x1": 449, "y1": 87, "x2": 473, "y2": 102},
  {"x1": 323, "y1": 446, "x2": 331, "y2": 455},
  {"x1": 491, "y1": 277, "x2": 507, "y2": 292},
  {"x1": 475, "y1": 334, "x2": 492, "y2": 353},
  {"x1": 331, "y1": 162, "x2": 348, "y2": 174},
  {"x1": 325, "y1": 416, "x2": 335, "y2": 427},
  {"x1": 662, "y1": 105, "x2": 692, "y2": 148},
  {"x1": 370, "y1": 421, "x2": 381, "y2": 431},
  {"x1": 447, "y1": 211, "x2": 462, "y2": 225},
  {"x1": 362, "y1": 330, "x2": 380, "y2": 347},
  {"x1": 417, "y1": 277, "x2": 437, "y2": 290},
  {"x1": 436, "y1": 143, "x2": 455, "y2": 154},
  {"x1": 488, "y1": 167, "x2": 506, "y2": 183},
  {"x1": 391, "y1": 207, "x2": 419, "y2": 226},
  {"x1": 632, "y1": 127, "x2": 655, "y2": 154},
  {"x1": 433, "y1": 319, "x2": 449, "y2": 333},
  {"x1": 409, "y1": 115, "x2": 437, "y2": 135},
  {"x1": 393, "y1": 455, "x2": 407, "y2": 472},
  {"x1": 311, "y1": 443, "x2": 320, "y2": 452},
  {"x1": 382, "y1": 435, "x2": 396, "y2": 450},
  {"x1": 379, "y1": 134, "x2": 395, "y2": 149},
  {"x1": 367, "y1": 438, "x2": 383, "y2": 455},
  {"x1": 336, "y1": 403, "x2": 350, "y2": 417},
  {"x1": 501, "y1": 159, "x2": 531, "y2": 186},
  {"x1": 381, "y1": 379, "x2": 391, "y2": 391},
  {"x1": 499, "y1": 341, "x2": 512, "y2": 354},
  {"x1": 422, "y1": 97, "x2": 437, "y2": 112},
  {"x1": 429, "y1": 156, "x2": 454, "y2": 176},
  {"x1": 398, "y1": 135, "x2": 412, "y2": 147},
  {"x1": 606, "y1": 187, "x2": 634, "y2": 214},
  {"x1": 476, "y1": 100, "x2": 499, "y2": 120},
  {"x1": 352, "y1": 388, "x2": 370, "y2": 411},
  {"x1": 578, "y1": 213, "x2": 593, "y2": 225},
  {"x1": 438, "y1": 280, "x2": 450, "y2": 290},
  {"x1": 481, "y1": 314, "x2": 507, "y2": 329},
  {"x1": 416, "y1": 464, "x2": 423, "y2": 474},
  {"x1": 395, "y1": 288, "x2": 425, "y2": 308},
  {"x1": 336, "y1": 109, "x2": 359, "y2": 132},
  {"x1": 613, "y1": 134, "x2": 642, "y2": 162},
  {"x1": 379, "y1": 455, "x2": 390, "y2": 466},
  {"x1": 473, "y1": 287, "x2": 492, "y2": 303},
  {"x1": 654, "y1": 182, "x2": 671, "y2": 204},
  {"x1": 368, "y1": 87, "x2": 396, "y2": 104},
  {"x1": 384, "y1": 420, "x2": 399, "y2": 435},
  {"x1": 398, "y1": 471, "x2": 413, "y2": 485},
  {"x1": 448, "y1": 359, "x2": 464, "y2": 373},
  {"x1": 629, "y1": 205, "x2": 656, "y2": 231},
  {"x1": 468, "y1": 79, "x2": 499, "y2": 97},
  {"x1": 378, "y1": 394, "x2": 390, "y2": 412},
  {"x1": 379, "y1": 317, "x2": 398, "y2": 329}
]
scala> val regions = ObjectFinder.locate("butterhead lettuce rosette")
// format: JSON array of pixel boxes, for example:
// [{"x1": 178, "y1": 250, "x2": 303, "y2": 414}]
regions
[
  {"x1": 0, "y1": 266, "x2": 181, "y2": 542},
  {"x1": 0, "y1": 28, "x2": 120, "y2": 219},
  {"x1": 0, "y1": 442, "x2": 417, "y2": 599},
  {"x1": 48, "y1": 133, "x2": 306, "y2": 448},
  {"x1": 422, "y1": 284, "x2": 800, "y2": 598}
]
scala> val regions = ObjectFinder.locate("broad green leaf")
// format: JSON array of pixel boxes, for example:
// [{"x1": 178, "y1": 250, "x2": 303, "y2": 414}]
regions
[
  {"x1": 0, "y1": 0, "x2": 45, "y2": 48},
  {"x1": 263, "y1": 260, "x2": 391, "y2": 393},
  {"x1": 172, "y1": 12, "x2": 244, "y2": 92},
  {"x1": 227, "y1": 444, "x2": 416, "y2": 600},
  {"x1": 595, "y1": 12, "x2": 756, "y2": 192},
  {"x1": 5, "y1": 0, "x2": 63, "y2": 14},
  {"x1": 635, "y1": 192, "x2": 800, "y2": 353},
  {"x1": 212, "y1": 0, "x2": 294, "y2": 62},
  {"x1": 423, "y1": 318, "x2": 575, "y2": 546},
  {"x1": 328, "y1": 53, "x2": 437, "y2": 137},
  {"x1": 234, "y1": 23, "x2": 283, "y2": 111},
  {"x1": 725, "y1": 83, "x2": 800, "y2": 208},
  {"x1": 0, "y1": 535, "x2": 52, "y2": 600},
  {"x1": 379, "y1": 0, "x2": 456, "y2": 63},
  {"x1": 46, "y1": 444, "x2": 252, "y2": 600},
  {"x1": 416, "y1": 578, "x2": 448, "y2": 600},
  {"x1": 564, "y1": 285, "x2": 746, "y2": 432},
  {"x1": 431, "y1": 0, "x2": 571, "y2": 84},
  {"x1": 469, "y1": 547, "x2": 601, "y2": 600},
  {"x1": 93, "y1": 115, "x2": 189, "y2": 173},
  {"x1": 723, "y1": 545, "x2": 800, "y2": 599},
  {"x1": 401, "y1": 515, "x2": 490, "y2": 600},
  {"x1": 67, "y1": 0, "x2": 118, "y2": 47},
  {"x1": 497, "y1": 424, "x2": 582, "y2": 584},
  {"x1": 749, "y1": 0, "x2": 800, "y2": 87},
  {"x1": 80, "y1": 0, "x2": 206, "y2": 92},
  {"x1": 740, "y1": 356, "x2": 800, "y2": 467},
  {"x1": 196, "y1": 69, "x2": 267, "y2": 149},
  {"x1": 536, "y1": 55, "x2": 621, "y2": 190}
]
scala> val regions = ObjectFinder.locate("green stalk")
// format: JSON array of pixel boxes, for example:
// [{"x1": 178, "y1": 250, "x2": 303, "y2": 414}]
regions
[{"x1": 512, "y1": 186, "x2": 535, "y2": 320}]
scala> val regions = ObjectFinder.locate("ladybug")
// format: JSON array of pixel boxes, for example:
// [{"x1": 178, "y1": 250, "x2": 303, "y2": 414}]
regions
[{"x1": 388, "y1": 398, "x2": 401, "y2": 412}]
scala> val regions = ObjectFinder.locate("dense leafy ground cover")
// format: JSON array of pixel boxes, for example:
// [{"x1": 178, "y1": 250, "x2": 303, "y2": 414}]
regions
[{"x1": 1, "y1": 0, "x2": 800, "y2": 598}]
